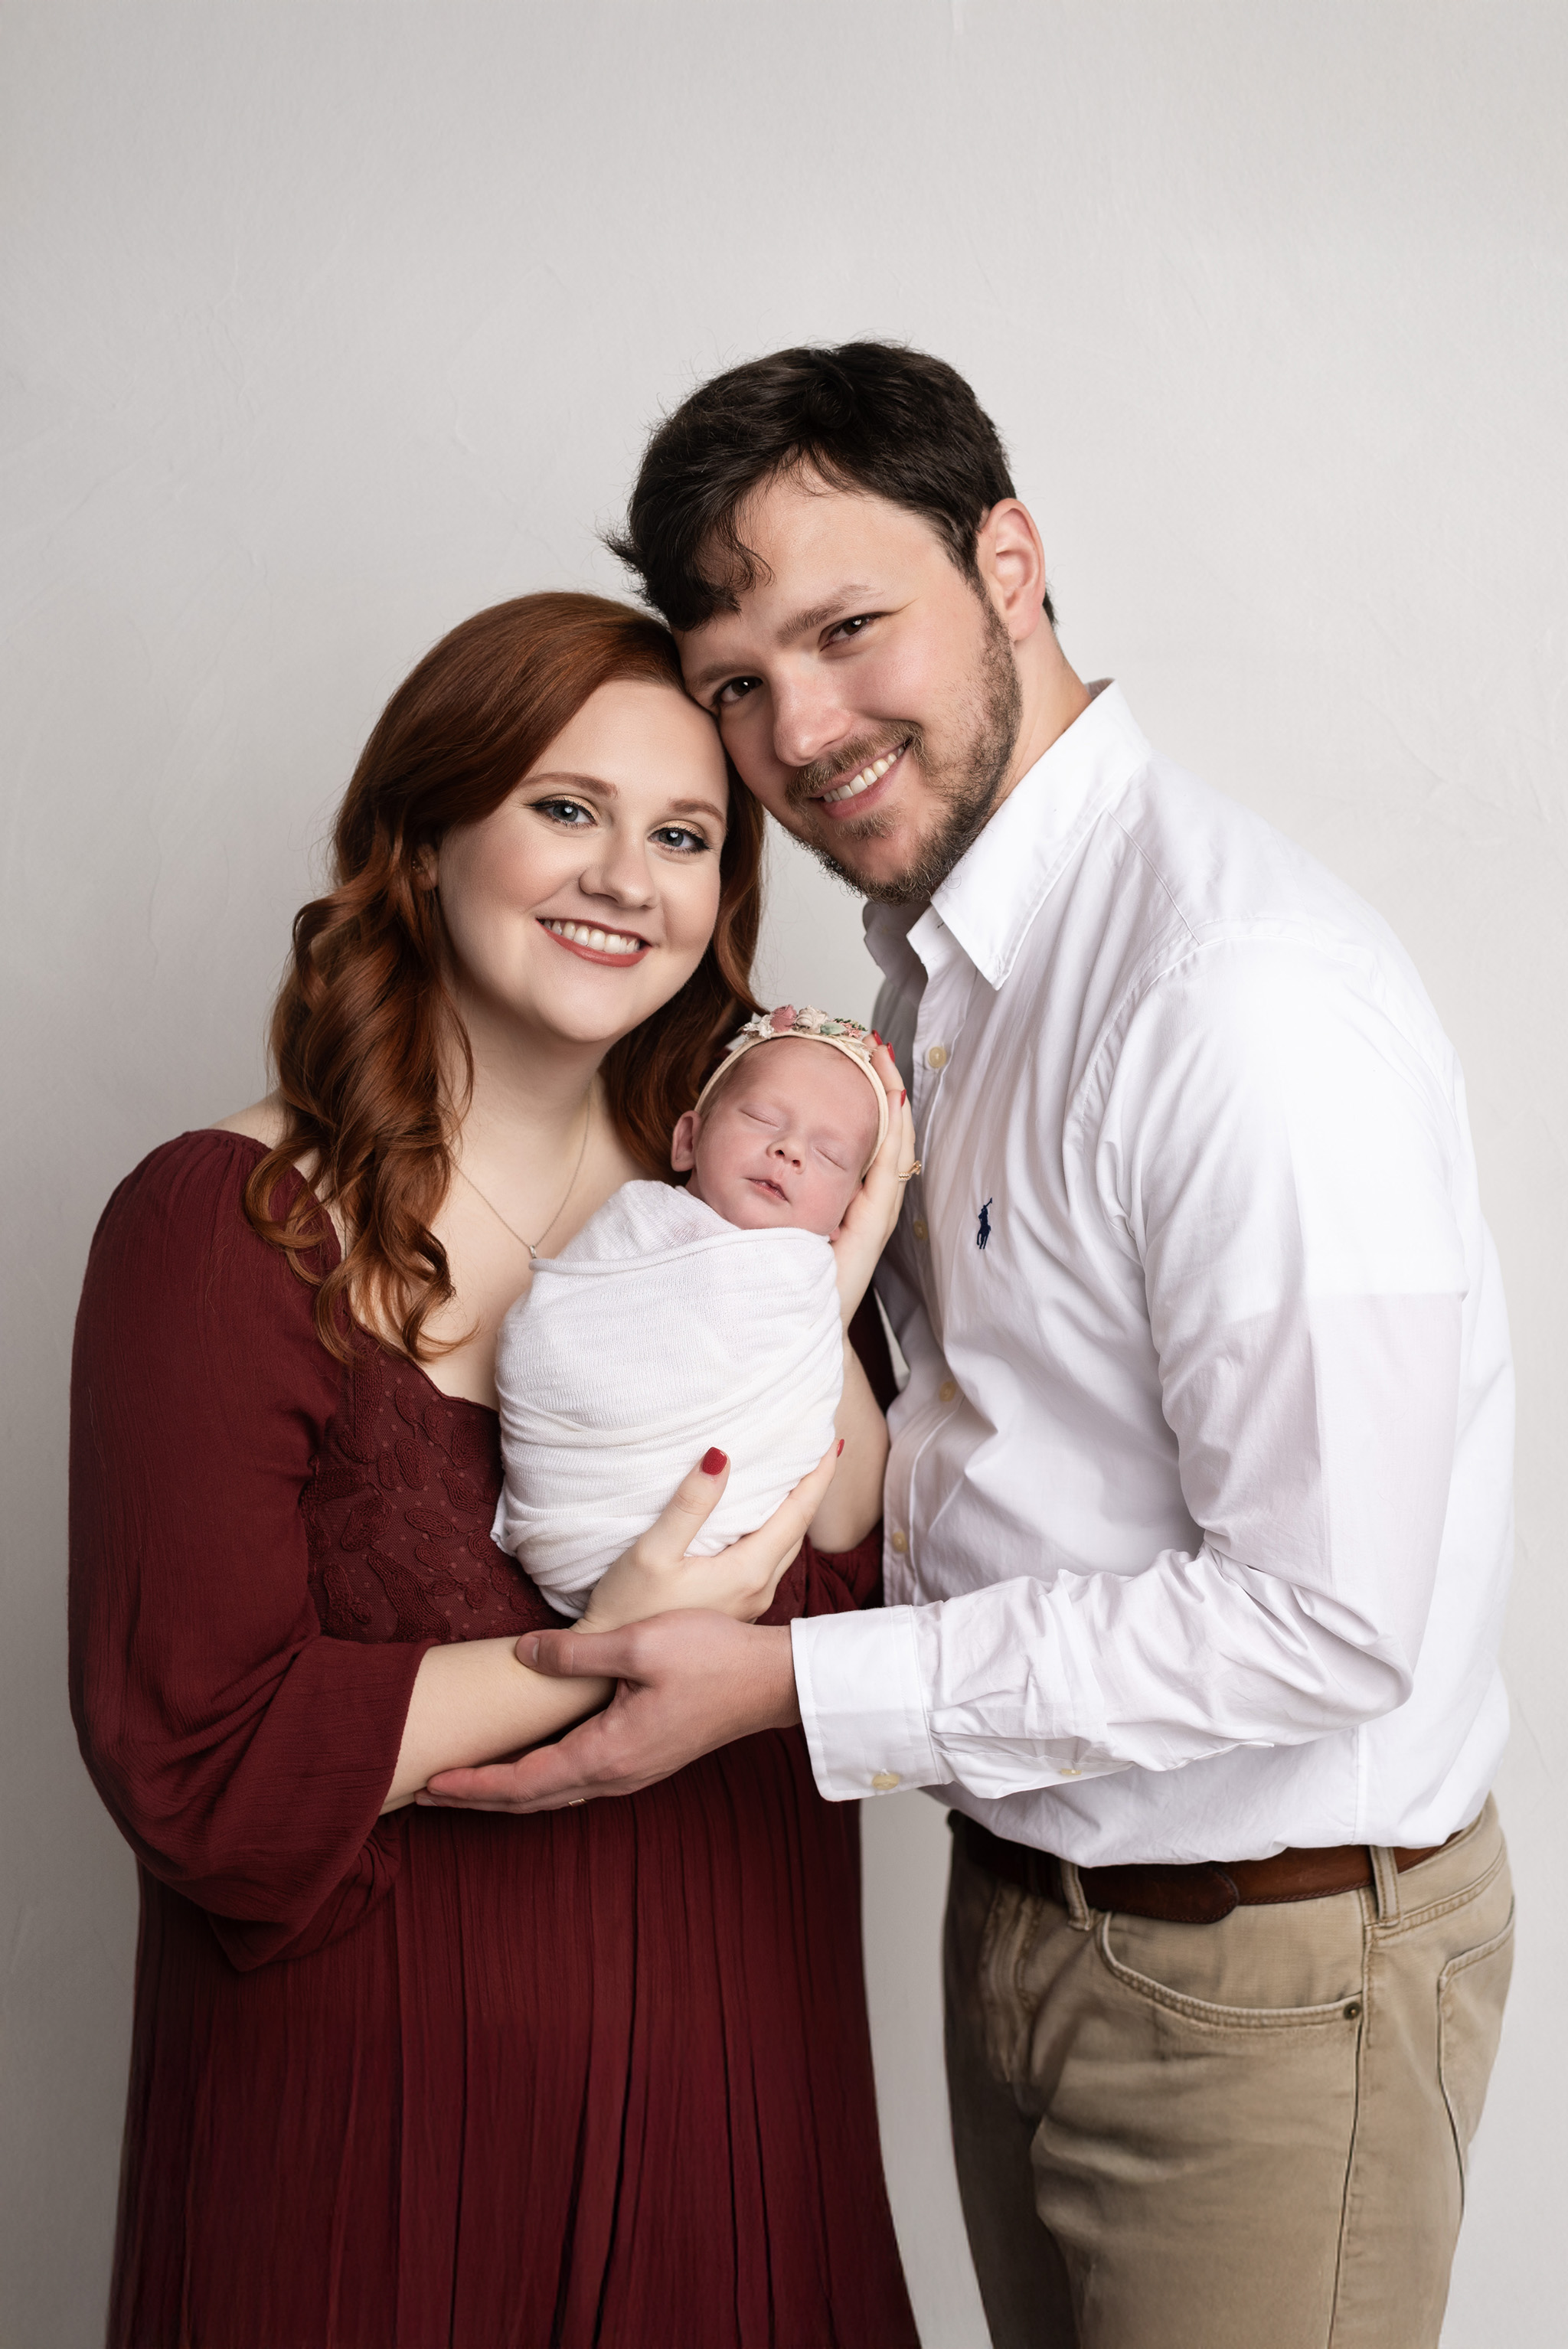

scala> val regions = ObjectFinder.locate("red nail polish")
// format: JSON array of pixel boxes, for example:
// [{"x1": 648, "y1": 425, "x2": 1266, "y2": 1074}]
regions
[
  {"x1": 836, "y1": 1437, "x2": 844, "y2": 1456},
  {"x1": 701, "y1": 1447, "x2": 728, "y2": 1475},
  {"x1": 900, "y1": 1089, "x2": 906, "y2": 1106}
]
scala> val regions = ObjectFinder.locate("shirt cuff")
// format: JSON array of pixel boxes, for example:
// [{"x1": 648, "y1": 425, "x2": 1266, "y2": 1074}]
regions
[{"x1": 789, "y1": 1606, "x2": 942, "y2": 1802}]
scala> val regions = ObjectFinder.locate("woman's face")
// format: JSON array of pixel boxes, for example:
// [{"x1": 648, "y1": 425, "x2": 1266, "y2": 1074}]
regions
[{"x1": 436, "y1": 678, "x2": 728, "y2": 1050}]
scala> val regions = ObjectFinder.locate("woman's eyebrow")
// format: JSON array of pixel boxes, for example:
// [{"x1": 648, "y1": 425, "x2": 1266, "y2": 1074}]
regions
[
  {"x1": 524, "y1": 774, "x2": 726, "y2": 825},
  {"x1": 665, "y1": 797, "x2": 727, "y2": 822}
]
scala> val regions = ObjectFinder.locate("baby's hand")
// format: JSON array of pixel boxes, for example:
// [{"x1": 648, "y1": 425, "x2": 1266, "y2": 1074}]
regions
[
  {"x1": 830, "y1": 1039, "x2": 916, "y2": 1322},
  {"x1": 579, "y1": 1442, "x2": 842, "y2": 1632}
]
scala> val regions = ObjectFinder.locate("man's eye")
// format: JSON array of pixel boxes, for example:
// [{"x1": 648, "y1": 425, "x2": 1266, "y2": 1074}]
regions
[
  {"x1": 828, "y1": 614, "x2": 878, "y2": 644},
  {"x1": 714, "y1": 676, "x2": 760, "y2": 711},
  {"x1": 534, "y1": 797, "x2": 594, "y2": 828},
  {"x1": 651, "y1": 825, "x2": 708, "y2": 854}
]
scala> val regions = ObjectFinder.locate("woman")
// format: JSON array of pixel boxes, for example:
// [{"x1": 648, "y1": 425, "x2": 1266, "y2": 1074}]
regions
[{"x1": 70, "y1": 592, "x2": 920, "y2": 2347}]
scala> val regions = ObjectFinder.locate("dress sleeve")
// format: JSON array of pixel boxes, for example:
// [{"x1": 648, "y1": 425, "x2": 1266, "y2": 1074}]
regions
[
  {"x1": 69, "y1": 1132, "x2": 433, "y2": 1969},
  {"x1": 760, "y1": 1290, "x2": 893, "y2": 1625}
]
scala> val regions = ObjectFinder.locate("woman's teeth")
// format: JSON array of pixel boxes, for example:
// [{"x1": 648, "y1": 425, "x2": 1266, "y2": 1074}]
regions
[
  {"x1": 543, "y1": 920, "x2": 645, "y2": 955},
  {"x1": 820, "y1": 744, "x2": 903, "y2": 805}
]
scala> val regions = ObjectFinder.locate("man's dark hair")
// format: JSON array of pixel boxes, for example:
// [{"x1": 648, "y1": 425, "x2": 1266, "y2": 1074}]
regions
[{"x1": 607, "y1": 341, "x2": 1055, "y2": 633}]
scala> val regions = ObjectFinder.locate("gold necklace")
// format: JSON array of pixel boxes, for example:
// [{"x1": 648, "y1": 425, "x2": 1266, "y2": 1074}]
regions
[{"x1": 455, "y1": 1093, "x2": 593, "y2": 1260}]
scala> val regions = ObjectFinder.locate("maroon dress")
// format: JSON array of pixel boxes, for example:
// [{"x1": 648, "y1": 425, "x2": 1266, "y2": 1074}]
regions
[{"x1": 69, "y1": 1132, "x2": 918, "y2": 2349}]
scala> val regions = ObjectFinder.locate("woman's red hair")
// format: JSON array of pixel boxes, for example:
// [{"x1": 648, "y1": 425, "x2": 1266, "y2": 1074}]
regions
[{"x1": 245, "y1": 591, "x2": 763, "y2": 1361}]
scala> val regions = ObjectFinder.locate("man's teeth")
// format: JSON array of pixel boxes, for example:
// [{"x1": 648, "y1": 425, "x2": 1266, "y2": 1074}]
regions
[
  {"x1": 543, "y1": 920, "x2": 645, "y2": 954},
  {"x1": 819, "y1": 745, "x2": 903, "y2": 805}
]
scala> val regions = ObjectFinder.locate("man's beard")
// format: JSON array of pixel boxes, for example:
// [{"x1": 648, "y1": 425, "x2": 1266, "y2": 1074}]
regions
[{"x1": 785, "y1": 596, "x2": 1024, "y2": 907}]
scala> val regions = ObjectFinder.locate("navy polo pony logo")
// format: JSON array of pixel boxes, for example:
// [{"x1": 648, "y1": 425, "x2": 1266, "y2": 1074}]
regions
[{"x1": 975, "y1": 1197, "x2": 995, "y2": 1251}]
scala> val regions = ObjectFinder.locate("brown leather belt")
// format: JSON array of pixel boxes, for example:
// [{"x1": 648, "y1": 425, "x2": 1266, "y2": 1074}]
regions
[{"x1": 951, "y1": 1811, "x2": 1459, "y2": 1926}]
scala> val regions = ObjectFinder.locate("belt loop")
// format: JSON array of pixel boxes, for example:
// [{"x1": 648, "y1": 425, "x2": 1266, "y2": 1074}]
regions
[
  {"x1": 1369, "y1": 1844, "x2": 1402, "y2": 1924},
  {"x1": 1058, "y1": 1857, "x2": 1093, "y2": 1931}
]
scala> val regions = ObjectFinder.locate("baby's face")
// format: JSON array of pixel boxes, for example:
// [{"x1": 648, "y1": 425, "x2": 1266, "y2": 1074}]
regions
[{"x1": 674, "y1": 1038, "x2": 880, "y2": 1237}]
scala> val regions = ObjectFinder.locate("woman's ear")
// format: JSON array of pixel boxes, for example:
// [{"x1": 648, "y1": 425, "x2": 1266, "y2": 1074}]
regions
[
  {"x1": 670, "y1": 1109, "x2": 701, "y2": 1173},
  {"x1": 413, "y1": 842, "x2": 439, "y2": 889}
]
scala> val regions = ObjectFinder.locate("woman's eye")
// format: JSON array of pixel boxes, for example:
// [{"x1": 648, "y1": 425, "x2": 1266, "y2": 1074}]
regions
[
  {"x1": 651, "y1": 825, "x2": 709, "y2": 854},
  {"x1": 533, "y1": 797, "x2": 594, "y2": 828}
]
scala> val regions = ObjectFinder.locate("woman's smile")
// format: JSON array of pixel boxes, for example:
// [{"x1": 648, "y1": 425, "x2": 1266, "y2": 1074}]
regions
[{"x1": 538, "y1": 915, "x2": 653, "y2": 966}]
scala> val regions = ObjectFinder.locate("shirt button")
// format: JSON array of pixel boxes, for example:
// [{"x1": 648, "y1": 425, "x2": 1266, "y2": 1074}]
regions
[
  {"x1": 1058, "y1": 1767, "x2": 1083, "y2": 1779},
  {"x1": 912, "y1": 1218, "x2": 928, "y2": 1242},
  {"x1": 871, "y1": 1771, "x2": 901, "y2": 1792},
  {"x1": 939, "y1": 1378, "x2": 957, "y2": 1403},
  {"x1": 890, "y1": 1530, "x2": 909, "y2": 1553},
  {"x1": 925, "y1": 1044, "x2": 949, "y2": 1070}
]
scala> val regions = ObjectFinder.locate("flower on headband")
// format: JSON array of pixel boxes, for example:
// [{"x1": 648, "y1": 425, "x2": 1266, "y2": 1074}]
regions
[{"x1": 726, "y1": 1003, "x2": 874, "y2": 1057}]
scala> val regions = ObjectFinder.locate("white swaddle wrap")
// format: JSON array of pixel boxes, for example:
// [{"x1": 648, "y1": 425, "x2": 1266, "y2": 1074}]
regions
[{"x1": 492, "y1": 1181, "x2": 843, "y2": 1617}]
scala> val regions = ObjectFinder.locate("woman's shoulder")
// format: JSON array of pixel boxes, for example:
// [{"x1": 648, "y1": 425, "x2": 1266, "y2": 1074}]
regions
[
  {"x1": 80, "y1": 1120, "x2": 341, "y2": 1400},
  {"x1": 100, "y1": 1121, "x2": 270, "y2": 1233},
  {"x1": 86, "y1": 1119, "x2": 302, "y2": 1312},
  {"x1": 210, "y1": 1093, "x2": 291, "y2": 1149}
]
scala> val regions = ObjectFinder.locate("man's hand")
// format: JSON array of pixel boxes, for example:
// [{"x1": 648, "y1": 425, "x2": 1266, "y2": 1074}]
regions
[{"x1": 417, "y1": 1612, "x2": 802, "y2": 1812}]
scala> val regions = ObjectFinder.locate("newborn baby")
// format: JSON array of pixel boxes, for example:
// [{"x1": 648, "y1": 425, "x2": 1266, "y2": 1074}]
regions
[{"x1": 491, "y1": 1008, "x2": 889, "y2": 1619}]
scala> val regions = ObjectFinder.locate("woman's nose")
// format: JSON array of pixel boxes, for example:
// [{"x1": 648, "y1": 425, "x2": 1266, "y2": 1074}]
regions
[{"x1": 580, "y1": 830, "x2": 658, "y2": 909}]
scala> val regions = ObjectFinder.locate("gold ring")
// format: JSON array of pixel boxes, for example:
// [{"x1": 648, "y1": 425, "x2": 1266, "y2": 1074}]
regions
[
  {"x1": 567, "y1": 1798, "x2": 586, "y2": 1807},
  {"x1": 895, "y1": 1161, "x2": 923, "y2": 1184}
]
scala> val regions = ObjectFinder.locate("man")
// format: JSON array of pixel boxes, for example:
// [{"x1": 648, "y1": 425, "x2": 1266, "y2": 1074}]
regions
[{"x1": 433, "y1": 345, "x2": 1514, "y2": 2347}]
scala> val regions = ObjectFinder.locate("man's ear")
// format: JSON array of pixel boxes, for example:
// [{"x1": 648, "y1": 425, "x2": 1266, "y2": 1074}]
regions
[
  {"x1": 670, "y1": 1109, "x2": 701, "y2": 1173},
  {"x1": 974, "y1": 499, "x2": 1051, "y2": 646}
]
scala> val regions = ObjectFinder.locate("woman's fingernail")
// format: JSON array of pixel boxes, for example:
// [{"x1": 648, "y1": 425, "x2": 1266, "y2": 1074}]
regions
[
  {"x1": 701, "y1": 1447, "x2": 728, "y2": 1475},
  {"x1": 836, "y1": 1437, "x2": 844, "y2": 1456},
  {"x1": 900, "y1": 1089, "x2": 906, "y2": 1106}
]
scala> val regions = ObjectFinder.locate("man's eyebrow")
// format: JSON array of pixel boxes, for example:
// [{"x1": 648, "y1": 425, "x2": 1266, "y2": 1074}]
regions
[{"x1": 685, "y1": 586, "x2": 877, "y2": 691}]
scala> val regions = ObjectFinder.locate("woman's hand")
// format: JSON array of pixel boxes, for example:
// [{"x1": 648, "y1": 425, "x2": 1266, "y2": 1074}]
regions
[
  {"x1": 830, "y1": 1039, "x2": 916, "y2": 1324},
  {"x1": 577, "y1": 1440, "x2": 843, "y2": 1632}
]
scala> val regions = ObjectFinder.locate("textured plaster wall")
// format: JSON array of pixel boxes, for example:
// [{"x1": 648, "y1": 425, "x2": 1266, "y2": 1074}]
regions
[{"x1": 3, "y1": 6, "x2": 1564, "y2": 2344}]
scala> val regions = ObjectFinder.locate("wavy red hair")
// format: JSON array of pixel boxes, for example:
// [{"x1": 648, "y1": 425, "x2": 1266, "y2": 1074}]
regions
[{"x1": 245, "y1": 592, "x2": 763, "y2": 1361}]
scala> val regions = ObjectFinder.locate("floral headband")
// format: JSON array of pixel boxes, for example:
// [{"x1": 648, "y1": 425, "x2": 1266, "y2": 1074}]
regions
[{"x1": 692, "y1": 1005, "x2": 890, "y2": 1170}]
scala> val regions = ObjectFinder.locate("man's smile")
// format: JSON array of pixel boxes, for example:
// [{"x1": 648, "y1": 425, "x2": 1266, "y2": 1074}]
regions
[{"x1": 805, "y1": 740, "x2": 910, "y2": 821}]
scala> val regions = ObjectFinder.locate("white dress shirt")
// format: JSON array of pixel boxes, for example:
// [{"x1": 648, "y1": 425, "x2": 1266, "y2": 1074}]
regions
[{"x1": 790, "y1": 684, "x2": 1512, "y2": 1863}]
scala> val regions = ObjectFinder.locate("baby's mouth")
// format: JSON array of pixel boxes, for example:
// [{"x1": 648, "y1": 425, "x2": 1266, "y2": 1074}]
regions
[{"x1": 746, "y1": 1174, "x2": 789, "y2": 1204}]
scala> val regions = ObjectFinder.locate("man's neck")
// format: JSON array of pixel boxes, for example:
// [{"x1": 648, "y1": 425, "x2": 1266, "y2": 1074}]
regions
[{"x1": 1000, "y1": 629, "x2": 1094, "y2": 806}]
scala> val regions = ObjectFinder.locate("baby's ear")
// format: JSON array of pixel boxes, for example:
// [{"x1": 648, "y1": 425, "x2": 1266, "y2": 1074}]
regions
[{"x1": 670, "y1": 1109, "x2": 701, "y2": 1172}]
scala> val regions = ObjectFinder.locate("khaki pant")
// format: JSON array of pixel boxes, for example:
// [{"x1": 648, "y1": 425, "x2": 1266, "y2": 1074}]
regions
[{"x1": 944, "y1": 1799, "x2": 1513, "y2": 2349}]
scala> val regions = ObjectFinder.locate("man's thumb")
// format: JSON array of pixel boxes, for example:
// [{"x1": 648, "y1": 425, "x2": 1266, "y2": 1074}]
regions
[{"x1": 518, "y1": 1626, "x2": 630, "y2": 1678}]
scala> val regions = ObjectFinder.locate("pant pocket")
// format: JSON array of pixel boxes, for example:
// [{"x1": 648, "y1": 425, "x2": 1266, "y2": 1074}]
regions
[{"x1": 1437, "y1": 1902, "x2": 1514, "y2": 2203}]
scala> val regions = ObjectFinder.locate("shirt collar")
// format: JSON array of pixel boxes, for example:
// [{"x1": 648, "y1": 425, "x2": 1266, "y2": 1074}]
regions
[{"x1": 863, "y1": 681, "x2": 1152, "y2": 992}]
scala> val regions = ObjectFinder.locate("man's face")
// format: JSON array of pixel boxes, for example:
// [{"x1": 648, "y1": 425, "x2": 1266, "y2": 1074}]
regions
[{"x1": 677, "y1": 472, "x2": 1022, "y2": 903}]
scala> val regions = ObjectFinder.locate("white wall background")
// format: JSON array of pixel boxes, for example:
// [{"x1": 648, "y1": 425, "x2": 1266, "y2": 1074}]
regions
[{"x1": 4, "y1": 5, "x2": 1564, "y2": 2343}]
